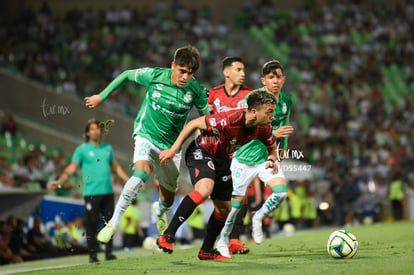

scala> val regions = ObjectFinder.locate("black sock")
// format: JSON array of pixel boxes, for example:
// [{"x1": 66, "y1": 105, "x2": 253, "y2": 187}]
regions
[
  {"x1": 201, "y1": 211, "x2": 226, "y2": 252},
  {"x1": 164, "y1": 195, "x2": 197, "y2": 236}
]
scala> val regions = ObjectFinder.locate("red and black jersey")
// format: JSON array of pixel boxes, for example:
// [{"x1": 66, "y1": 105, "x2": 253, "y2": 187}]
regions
[
  {"x1": 208, "y1": 84, "x2": 252, "y2": 114},
  {"x1": 197, "y1": 109, "x2": 275, "y2": 158}
]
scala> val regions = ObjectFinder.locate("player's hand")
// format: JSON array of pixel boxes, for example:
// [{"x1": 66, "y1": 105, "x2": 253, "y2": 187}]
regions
[
  {"x1": 265, "y1": 160, "x2": 279, "y2": 173},
  {"x1": 47, "y1": 181, "x2": 59, "y2": 191},
  {"x1": 274, "y1": 125, "x2": 294, "y2": 138},
  {"x1": 84, "y1": 95, "x2": 103, "y2": 109},
  {"x1": 159, "y1": 149, "x2": 176, "y2": 165}
]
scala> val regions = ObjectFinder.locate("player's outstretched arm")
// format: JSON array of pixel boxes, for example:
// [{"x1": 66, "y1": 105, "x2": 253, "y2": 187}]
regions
[
  {"x1": 85, "y1": 70, "x2": 137, "y2": 109},
  {"x1": 84, "y1": 95, "x2": 104, "y2": 109},
  {"x1": 159, "y1": 116, "x2": 207, "y2": 165}
]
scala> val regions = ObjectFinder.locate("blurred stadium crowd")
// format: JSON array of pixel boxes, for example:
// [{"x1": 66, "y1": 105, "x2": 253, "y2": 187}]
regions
[{"x1": 1, "y1": 0, "x2": 414, "y2": 265}]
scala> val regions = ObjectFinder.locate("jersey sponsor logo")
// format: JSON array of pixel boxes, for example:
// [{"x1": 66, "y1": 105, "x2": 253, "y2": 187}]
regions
[
  {"x1": 213, "y1": 98, "x2": 239, "y2": 113},
  {"x1": 89, "y1": 151, "x2": 94, "y2": 157},
  {"x1": 179, "y1": 104, "x2": 191, "y2": 110},
  {"x1": 207, "y1": 161, "x2": 215, "y2": 170},
  {"x1": 183, "y1": 91, "x2": 192, "y2": 103},
  {"x1": 282, "y1": 102, "x2": 287, "y2": 114},
  {"x1": 160, "y1": 107, "x2": 184, "y2": 118},
  {"x1": 209, "y1": 118, "x2": 216, "y2": 126},
  {"x1": 152, "y1": 91, "x2": 161, "y2": 99},
  {"x1": 152, "y1": 102, "x2": 184, "y2": 118},
  {"x1": 155, "y1": 83, "x2": 164, "y2": 90},
  {"x1": 193, "y1": 149, "x2": 203, "y2": 160},
  {"x1": 152, "y1": 102, "x2": 160, "y2": 111}
]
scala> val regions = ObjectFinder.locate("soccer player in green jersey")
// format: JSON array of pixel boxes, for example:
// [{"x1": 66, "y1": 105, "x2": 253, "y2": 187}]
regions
[
  {"x1": 216, "y1": 60, "x2": 294, "y2": 257},
  {"x1": 47, "y1": 119, "x2": 130, "y2": 263},
  {"x1": 84, "y1": 45, "x2": 210, "y2": 244}
]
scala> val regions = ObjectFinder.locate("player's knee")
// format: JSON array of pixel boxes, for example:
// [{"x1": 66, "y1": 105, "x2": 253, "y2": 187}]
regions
[{"x1": 215, "y1": 207, "x2": 230, "y2": 219}]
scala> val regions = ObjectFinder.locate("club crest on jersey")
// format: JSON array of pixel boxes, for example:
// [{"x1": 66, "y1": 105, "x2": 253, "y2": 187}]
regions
[
  {"x1": 237, "y1": 100, "x2": 244, "y2": 108},
  {"x1": 207, "y1": 161, "x2": 215, "y2": 170},
  {"x1": 183, "y1": 91, "x2": 192, "y2": 103},
  {"x1": 282, "y1": 102, "x2": 287, "y2": 114}
]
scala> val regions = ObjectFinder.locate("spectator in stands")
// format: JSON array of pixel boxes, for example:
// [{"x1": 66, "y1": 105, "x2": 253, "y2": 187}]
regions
[
  {"x1": 1, "y1": 113, "x2": 17, "y2": 136},
  {"x1": 0, "y1": 157, "x2": 15, "y2": 188},
  {"x1": 120, "y1": 199, "x2": 144, "y2": 249},
  {"x1": 7, "y1": 216, "x2": 38, "y2": 261},
  {"x1": 0, "y1": 220, "x2": 23, "y2": 265},
  {"x1": 187, "y1": 204, "x2": 206, "y2": 243},
  {"x1": 62, "y1": 218, "x2": 89, "y2": 254},
  {"x1": 26, "y1": 216, "x2": 64, "y2": 259}
]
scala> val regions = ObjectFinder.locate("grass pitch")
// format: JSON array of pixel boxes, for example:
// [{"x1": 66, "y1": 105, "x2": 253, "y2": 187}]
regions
[{"x1": 1, "y1": 221, "x2": 413, "y2": 275}]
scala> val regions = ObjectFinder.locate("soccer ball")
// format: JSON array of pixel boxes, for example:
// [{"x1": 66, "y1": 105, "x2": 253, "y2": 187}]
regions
[
  {"x1": 327, "y1": 230, "x2": 358, "y2": 259},
  {"x1": 143, "y1": 236, "x2": 158, "y2": 250}
]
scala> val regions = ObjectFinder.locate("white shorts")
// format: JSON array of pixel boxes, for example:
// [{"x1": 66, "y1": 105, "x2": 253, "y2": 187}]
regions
[
  {"x1": 133, "y1": 136, "x2": 181, "y2": 192},
  {"x1": 230, "y1": 158, "x2": 285, "y2": 196}
]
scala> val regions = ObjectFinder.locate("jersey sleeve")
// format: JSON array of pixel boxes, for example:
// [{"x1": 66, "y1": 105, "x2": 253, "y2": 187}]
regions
[
  {"x1": 71, "y1": 145, "x2": 83, "y2": 165},
  {"x1": 207, "y1": 89, "x2": 214, "y2": 114},
  {"x1": 258, "y1": 127, "x2": 276, "y2": 147},
  {"x1": 204, "y1": 112, "x2": 227, "y2": 131},
  {"x1": 277, "y1": 93, "x2": 293, "y2": 149},
  {"x1": 277, "y1": 108, "x2": 291, "y2": 149},
  {"x1": 195, "y1": 84, "x2": 210, "y2": 116},
  {"x1": 98, "y1": 70, "x2": 137, "y2": 101},
  {"x1": 133, "y1": 67, "x2": 155, "y2": 87}
]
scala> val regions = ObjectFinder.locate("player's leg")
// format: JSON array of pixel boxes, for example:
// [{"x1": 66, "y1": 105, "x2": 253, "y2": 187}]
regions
[
  {"x1": 197, "y1": 156, "x2": 232, "y2": 260},
  {"x1": 101, "y1": 194, "x2": 116, "y2": 260},
  {"x1": 217, "y1": 160, "x2": 257, "y2": 257},
  {"x1": 84, "y1": 195, "x2": 101, "y2": 263},
  {"x1": 97, "y1": 137, "x2": 153, "y2": 243},
  {"x1": 198, "y1": 198, "x2": 231, "y2": 260},
  {"x1": 157, "y1": 141, "x2": 211, "y2": 254},
  {"x1": 252, "y1": 162, "x2": 287, "y2": 244},
  {"x1": 152, "y1": 151, "x2": 181, "y2": 235}
]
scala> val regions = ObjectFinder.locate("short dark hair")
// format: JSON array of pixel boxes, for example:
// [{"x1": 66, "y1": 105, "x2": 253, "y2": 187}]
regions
[
  {"x1": 173, "y1": 45, "x2": 201, "y2": 73},
  {"x1": 222, "y1": 56, "x2": 243, "y2": 70},
  {"x1": 261, "y1": 60, "x2": 284, "y2": 76},
  {"x1": 246, "y1": 89, "x2": 277, "y2": 110},
  {"x1": 84, "y1": 119, "x2": 100, "y2": 141}
]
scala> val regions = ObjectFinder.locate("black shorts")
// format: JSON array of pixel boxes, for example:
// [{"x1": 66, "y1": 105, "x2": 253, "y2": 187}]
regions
[{"x1": 185, "y1": 140, "x2": 232, "y2": 201}]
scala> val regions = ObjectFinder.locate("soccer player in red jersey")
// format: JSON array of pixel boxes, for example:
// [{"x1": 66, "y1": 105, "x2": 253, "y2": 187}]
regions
[
  {"x1": 208, "y1": 56, "x2": 253, "y2": 254},
  {"x1": 156, "y1": 90, "x2": 279, "y2": 260},
  {"x1": 208, "y1": 56, "x2": 252, "y2": 114}
]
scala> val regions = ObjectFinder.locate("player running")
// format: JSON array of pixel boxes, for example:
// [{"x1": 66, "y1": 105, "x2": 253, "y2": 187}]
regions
[
  {"x1": 216, "y1": 60, "x2": 294, "y2": 257},
  {"x1": 156, "y1": 89, "x2": 280, "y2": 260},
  {"x1": 84, "y1": 45, "x2": 210, "y2": 244},
  {"x1": 208, "y1": 56, "x2": 253, "y2": 254}
]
